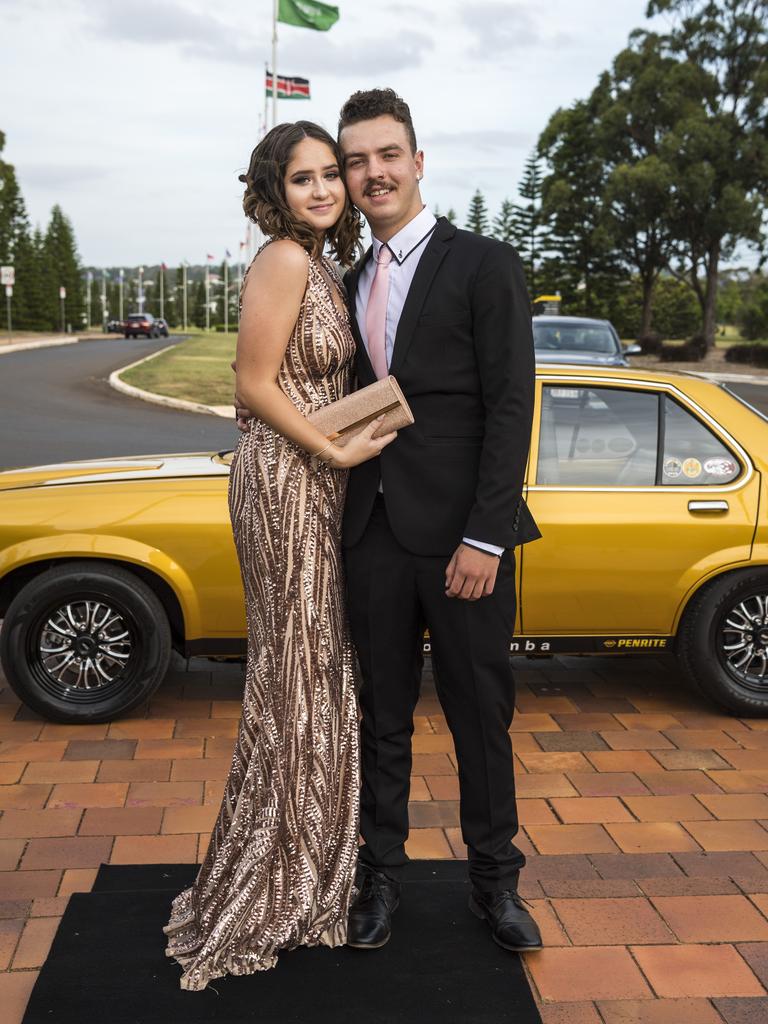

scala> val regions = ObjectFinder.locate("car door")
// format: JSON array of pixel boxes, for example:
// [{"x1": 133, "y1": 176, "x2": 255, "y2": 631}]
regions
[{"x1": 520, "y1": 376, "x2": 760, "y2": 638}]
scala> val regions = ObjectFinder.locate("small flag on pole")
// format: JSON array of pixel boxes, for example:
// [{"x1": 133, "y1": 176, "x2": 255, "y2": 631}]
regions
[
  {"x1": 265, "y1": 72, "x2": 310, "y2": 99},
  {"x1": 207, "y1": 254, "x2": 214, "y2": 262},
  {"x1": 278, "y1": 0, "x2": 339, "y2": 31},
  {"x1": 225, "y1": 249, "x2": 232, "y2": 259}
]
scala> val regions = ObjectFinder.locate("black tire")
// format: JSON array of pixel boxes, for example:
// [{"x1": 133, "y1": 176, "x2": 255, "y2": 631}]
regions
[
  {"x1": 124, "y1": 333, "x2": 130, "y2": 339},
  {"x1": 678, "y1": 569, "x2": 768, "y2": 717},
  {"x1": 0, "y1": 562, "x2": 172, "y2": 723}
]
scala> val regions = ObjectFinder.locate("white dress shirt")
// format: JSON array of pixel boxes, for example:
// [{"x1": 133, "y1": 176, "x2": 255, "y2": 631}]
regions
[{"x1": 356, "y1": 206, "x2": 504, "y2": 557}]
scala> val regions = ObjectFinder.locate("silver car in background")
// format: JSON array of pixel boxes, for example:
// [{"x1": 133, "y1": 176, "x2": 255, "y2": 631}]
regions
[{"x1": 533, "y1": 316, "x2": 641, "y2": 366}]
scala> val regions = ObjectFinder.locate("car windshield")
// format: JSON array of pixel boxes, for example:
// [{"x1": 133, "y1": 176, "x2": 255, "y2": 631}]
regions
[{"x1": 534, "y1": 323, "x2": 617, "y2": 354}]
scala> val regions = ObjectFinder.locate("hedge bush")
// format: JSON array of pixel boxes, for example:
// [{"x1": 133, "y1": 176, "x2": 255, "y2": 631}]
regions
[{"x1": 725, "y1": 343, "x2": 768, "y2": 367}]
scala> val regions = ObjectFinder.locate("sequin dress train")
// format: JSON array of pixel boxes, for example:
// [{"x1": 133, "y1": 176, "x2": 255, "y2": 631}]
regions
[{"x1": 163, "y1": 248, "x2": 360, "y2": 991}]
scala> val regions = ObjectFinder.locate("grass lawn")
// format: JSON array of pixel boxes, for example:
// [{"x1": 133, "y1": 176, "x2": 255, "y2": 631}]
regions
[{"x1": 120, "y1": 331, "x2": 237, "y2": 406}]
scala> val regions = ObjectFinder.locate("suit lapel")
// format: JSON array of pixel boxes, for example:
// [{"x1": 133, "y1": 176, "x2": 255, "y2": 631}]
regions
[
  {"x1": 346, "y1": 246, "x2": 376, "y2": 384},
  {"x1": 388, "y1": 218, "x2": 454, "y2": 377}
]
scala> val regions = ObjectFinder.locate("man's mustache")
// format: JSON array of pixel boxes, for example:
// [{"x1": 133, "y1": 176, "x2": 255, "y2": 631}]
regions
[{"x1": 362, "y1": 182, "x2": 396, "y2": 196}]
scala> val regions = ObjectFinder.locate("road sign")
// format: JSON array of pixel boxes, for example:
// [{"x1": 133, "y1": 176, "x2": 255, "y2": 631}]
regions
[
  {"x1": 5, "y1": 286, "x2": 12, "y2": 297},
  {"x1": 59, "y1": 287, "x2": 66, "y2": 299},
  {"x1": 1, "y1": 266, "x2": 14, "y2": 287}
]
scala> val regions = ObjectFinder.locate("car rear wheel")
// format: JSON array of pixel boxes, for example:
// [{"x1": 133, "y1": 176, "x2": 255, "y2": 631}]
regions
[
  {"x1": 678, "y1": 569, "x2": 768, "y2": 717},
  {"x1": 0, "y1": 562, "x2": 171, "y2": 723}
]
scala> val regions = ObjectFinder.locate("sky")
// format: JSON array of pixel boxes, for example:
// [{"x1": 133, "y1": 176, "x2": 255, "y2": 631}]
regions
[{"x1": 2, "y1": 0, "x2": 667, "y2": 266}]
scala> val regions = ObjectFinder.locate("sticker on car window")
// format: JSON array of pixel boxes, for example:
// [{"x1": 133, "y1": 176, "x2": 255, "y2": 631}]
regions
[
  {"x1": 703, "y1": 457, "x2": 737, "y2": 477},
  {"x1": 682, "y1": 458, "x2": 702, "y2": 478},
  {"x1": 664, "y1": 457, "x2": 682, "y2": 478}
]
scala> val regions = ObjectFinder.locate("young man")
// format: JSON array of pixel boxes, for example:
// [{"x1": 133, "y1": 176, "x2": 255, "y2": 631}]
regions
[{"x1": 338, "y1": 89, "x2": 542, "y2": 953}]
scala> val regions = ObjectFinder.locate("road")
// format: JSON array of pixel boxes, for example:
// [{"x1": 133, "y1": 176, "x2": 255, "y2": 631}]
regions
[
  {"x1": 0, "y1": 335, "x2": 238, "y2": 470},
  {"x1": 0, "y1": 336, "x2": 765, "y2": 471},
  {"x1": 724, "y1": 379, "x2": 768, "y2": 418}
]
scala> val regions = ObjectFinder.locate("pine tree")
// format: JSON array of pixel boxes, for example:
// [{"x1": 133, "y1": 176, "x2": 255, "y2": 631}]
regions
[
  {"x1": 492, "y1": 199, "x2": 516, "y2": 243},
  {"x1": 465, "y1": 191, "x2": 489, "y2": 234},
  {"x1": 445, "y1": 208, "x2": 457, "y2": 224},
  {"x1": 45, "y1": 205, "x2": 83, "y2": 331},
  {"x1": 0, "y1": 130, "x2": 28, "y2": 267},
  {"x1": 512, "y1": 152, "x2": 551, "y2": 296},
  {"x1": 32, "y1": 226, "x2": 57, "y2": 330}
]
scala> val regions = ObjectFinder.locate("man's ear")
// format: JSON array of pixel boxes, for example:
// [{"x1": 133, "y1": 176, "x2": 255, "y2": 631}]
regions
[{"x1": 414, "y1": 149, "x2": 425, "y2": 180}]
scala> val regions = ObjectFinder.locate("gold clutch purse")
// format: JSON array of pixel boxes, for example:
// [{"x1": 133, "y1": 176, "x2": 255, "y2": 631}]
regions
[{"x1": 307, "y1": 376, "x2": 414, "y2": 448}]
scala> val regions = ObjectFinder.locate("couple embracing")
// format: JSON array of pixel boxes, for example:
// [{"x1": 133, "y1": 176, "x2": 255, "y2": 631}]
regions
[{"x1": 163, "y1": 87, "x2": 542, "y2": 991}]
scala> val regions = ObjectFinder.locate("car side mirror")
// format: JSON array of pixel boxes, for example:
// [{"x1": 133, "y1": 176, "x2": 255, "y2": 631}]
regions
[{"x1": 623, "y1": 344, "x2": 642, "y2": 356}]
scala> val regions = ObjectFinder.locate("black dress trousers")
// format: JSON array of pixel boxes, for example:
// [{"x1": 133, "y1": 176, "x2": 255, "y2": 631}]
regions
[{"x1": 345, "y1": 496, "x2": 525, "y2": 892}]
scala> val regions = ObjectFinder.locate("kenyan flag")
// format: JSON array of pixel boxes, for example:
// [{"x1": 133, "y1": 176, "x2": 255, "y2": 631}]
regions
[{"x1": 265, "y1": 72, "x2": 311, "y2": 99}]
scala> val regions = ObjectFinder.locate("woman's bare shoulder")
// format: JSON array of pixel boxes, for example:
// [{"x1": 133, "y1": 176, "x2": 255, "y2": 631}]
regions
[{"x1": 252, "y1": 239, "x2": 310, "y2": 279}]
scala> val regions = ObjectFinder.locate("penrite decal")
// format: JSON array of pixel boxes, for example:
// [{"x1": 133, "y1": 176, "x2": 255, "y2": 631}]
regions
[{"x1": 421, "y1": 636, "x2": 673, "y2": 654}]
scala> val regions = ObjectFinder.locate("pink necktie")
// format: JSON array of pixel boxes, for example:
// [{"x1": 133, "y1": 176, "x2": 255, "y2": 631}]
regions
[{"x1": 366, "y1": 245, "x2": 392, "y2": 379}]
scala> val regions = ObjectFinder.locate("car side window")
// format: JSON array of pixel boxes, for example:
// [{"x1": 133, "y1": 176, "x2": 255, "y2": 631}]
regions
[
  {"x1": 537, "y1": 386, "x2": 658, "y2": 486},
  {"x1": 661, "y1": 397, "x2": 740, "y2": 485}
]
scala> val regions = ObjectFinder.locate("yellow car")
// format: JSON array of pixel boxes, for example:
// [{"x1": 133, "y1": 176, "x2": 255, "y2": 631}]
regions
[{"x1": 1, "y1": 365, "x2": 767, "y2": 722}]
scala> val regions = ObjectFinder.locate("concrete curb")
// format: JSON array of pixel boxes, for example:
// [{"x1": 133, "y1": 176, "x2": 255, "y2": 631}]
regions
[
  {"x1": 687, "y1": 370, "x2": 768, "y2": 386},
  {"x1": 0, "y1": 336, "x2": 81, "y2": 356},
  {"x1": 109, "y1": 347, "x2": 231, "y2": 418}
]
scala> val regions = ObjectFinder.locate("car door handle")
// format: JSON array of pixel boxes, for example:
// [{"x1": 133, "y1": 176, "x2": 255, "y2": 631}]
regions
[{"x1": 688, "y1": 500, "x2": 729, "y2": 513}]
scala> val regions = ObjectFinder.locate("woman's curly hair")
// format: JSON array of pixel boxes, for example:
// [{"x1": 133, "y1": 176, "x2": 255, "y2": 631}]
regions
[{"x1": 238, "y1": 121, "x2": 362, "y2": 267}]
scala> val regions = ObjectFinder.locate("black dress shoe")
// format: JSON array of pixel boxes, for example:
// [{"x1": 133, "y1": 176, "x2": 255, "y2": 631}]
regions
[
  {"x1": 346, "y1": 866, "x2": 401, "y2": 949},
  {"x1": 469, "y1": 888, "x2": 543, "y2": 951}
]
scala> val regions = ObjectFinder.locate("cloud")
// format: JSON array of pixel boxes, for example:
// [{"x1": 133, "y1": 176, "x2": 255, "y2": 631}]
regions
[
  {"x1": 20, "y1": 163, "x2": 112, "y2": 189},
  {"x1": 282, "y1": 30, "x2": 434, "y2": 76},
  {"x1": 86, "y1": 0, "x2": 432, "y2": 75},
  {"x1": 88, "y1": 0, "x2": 233, "y2": 47},
  {"x1": 422, "y1": 129, "x2": 534, "y2": 152},
  {"x1": 462, "y1": 2, "x2": 570, "y2": 58}
]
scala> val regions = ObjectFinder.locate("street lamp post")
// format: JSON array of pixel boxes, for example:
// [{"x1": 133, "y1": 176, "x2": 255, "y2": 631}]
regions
[
  {"x1": 138, "y1": 266, "x2": 144, "y2": 314},
  {"x1": 118, "y1": 269, "x2": 124, "y2": 321},
  {"x1": 182, "y1": 263, "x2": 188, "y2": 331}
]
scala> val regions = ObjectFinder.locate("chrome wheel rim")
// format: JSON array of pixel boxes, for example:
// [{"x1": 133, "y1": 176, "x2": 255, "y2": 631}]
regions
[
  {"x1": 37, "y1": 600, "x2": 132, "y2": 692},
  {"x1": 719, "y1": 593, "x2": 768, "y2": 692}
]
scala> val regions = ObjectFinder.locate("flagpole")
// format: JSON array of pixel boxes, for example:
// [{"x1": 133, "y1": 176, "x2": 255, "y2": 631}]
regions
[
  {"x1": 264, "y1": 61, "x2": 269, "y2": 136},
  {"x1": 160, "y1": 265, "x2": 165, "y2": 319},
  {"x1": 272, "y1": 0, "x2": 278, "y2": 128},
  {"x1": 205, "y1": 260, "x2": 210, "y2": 332},
  {"x1": 224, "y1": 258, "x2": 229, "y2": 336},
  {"x1": 182, "y1": 263, "x2": 188, "y2": 331}
]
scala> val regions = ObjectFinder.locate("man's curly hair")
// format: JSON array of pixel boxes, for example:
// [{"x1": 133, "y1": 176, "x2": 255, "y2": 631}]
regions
[
  {"x1": 238, "y1": 121, "x2": 362, "y2": 266},
  {"x1": 337, "y1": 88, "x2": 418, "y2": 153}
]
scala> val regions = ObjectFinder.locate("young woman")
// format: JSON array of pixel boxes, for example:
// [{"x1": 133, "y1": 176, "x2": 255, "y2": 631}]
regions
[{"x1": 163, "y1": 121, "x2": 395, "y2": 990}]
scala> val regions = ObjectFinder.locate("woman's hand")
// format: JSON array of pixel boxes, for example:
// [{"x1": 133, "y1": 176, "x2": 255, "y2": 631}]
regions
[{"x1": 323, "y1": 416, "x2": 397, "y2": 469}]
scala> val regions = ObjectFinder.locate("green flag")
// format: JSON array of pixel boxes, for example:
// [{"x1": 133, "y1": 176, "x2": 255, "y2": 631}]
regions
[{"x1": 278, "y1": 0, "x2": 339, "y2": 31}]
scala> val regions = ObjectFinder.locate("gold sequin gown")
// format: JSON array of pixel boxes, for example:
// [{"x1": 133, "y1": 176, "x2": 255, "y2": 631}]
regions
[{"x1": 163, "y1": 248, "x2": 360, "y2": 991}]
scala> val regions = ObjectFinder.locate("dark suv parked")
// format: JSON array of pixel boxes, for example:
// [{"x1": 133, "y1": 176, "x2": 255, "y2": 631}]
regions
[{"x1": 124, "y1": 314, "x2": 164, "y2": 339}]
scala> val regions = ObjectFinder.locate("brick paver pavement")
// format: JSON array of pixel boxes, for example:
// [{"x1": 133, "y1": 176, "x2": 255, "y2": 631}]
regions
[{"x1": 1, "y1": 653, "x2": 768, "y2": 1022}]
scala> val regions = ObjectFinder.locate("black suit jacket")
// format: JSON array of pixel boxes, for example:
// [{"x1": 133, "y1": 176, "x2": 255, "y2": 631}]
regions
[{"x1": 342, "y1": 217, "x2": 541, "y2": 556}]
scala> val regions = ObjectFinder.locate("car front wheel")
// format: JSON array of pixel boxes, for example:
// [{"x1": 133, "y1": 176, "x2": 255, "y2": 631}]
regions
[
  {"x1": 678, "y1": 569, "x2": 768, "y2": 717},
  {"x1": 0, "y1": 562, "x2": 172, "y2": 723}
]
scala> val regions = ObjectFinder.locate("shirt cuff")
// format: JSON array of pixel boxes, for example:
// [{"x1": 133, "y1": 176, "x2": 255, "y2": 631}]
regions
[{"x1": 462, "y1": 537, "x2": 504, "y2": 557}]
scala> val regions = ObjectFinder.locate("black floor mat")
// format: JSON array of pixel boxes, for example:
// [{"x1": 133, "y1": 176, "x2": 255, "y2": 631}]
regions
[{"x1": 23, "y1": 861, "x2": 542, "y2": 1024}]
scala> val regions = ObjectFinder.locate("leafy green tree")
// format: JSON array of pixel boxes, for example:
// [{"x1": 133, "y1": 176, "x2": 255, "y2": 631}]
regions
[
  {"x1": 643, "y1": 0, "x2": 768, "y2": 347},
  {"x1": 45, "y1": 205, "x2": 83, "y2": 331},
  {"x1": 465, "y1": 190, "x2": 489, "y2": 234},
  {"x1": 739, "y1": 273, "x2": 768, "y2": 340},
  {"x1": 595, "y1": 34, "x2": 692, "y2": 337},
  {"x1": 538, "y1": 77, "x2": 620, "y2": 315}
]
